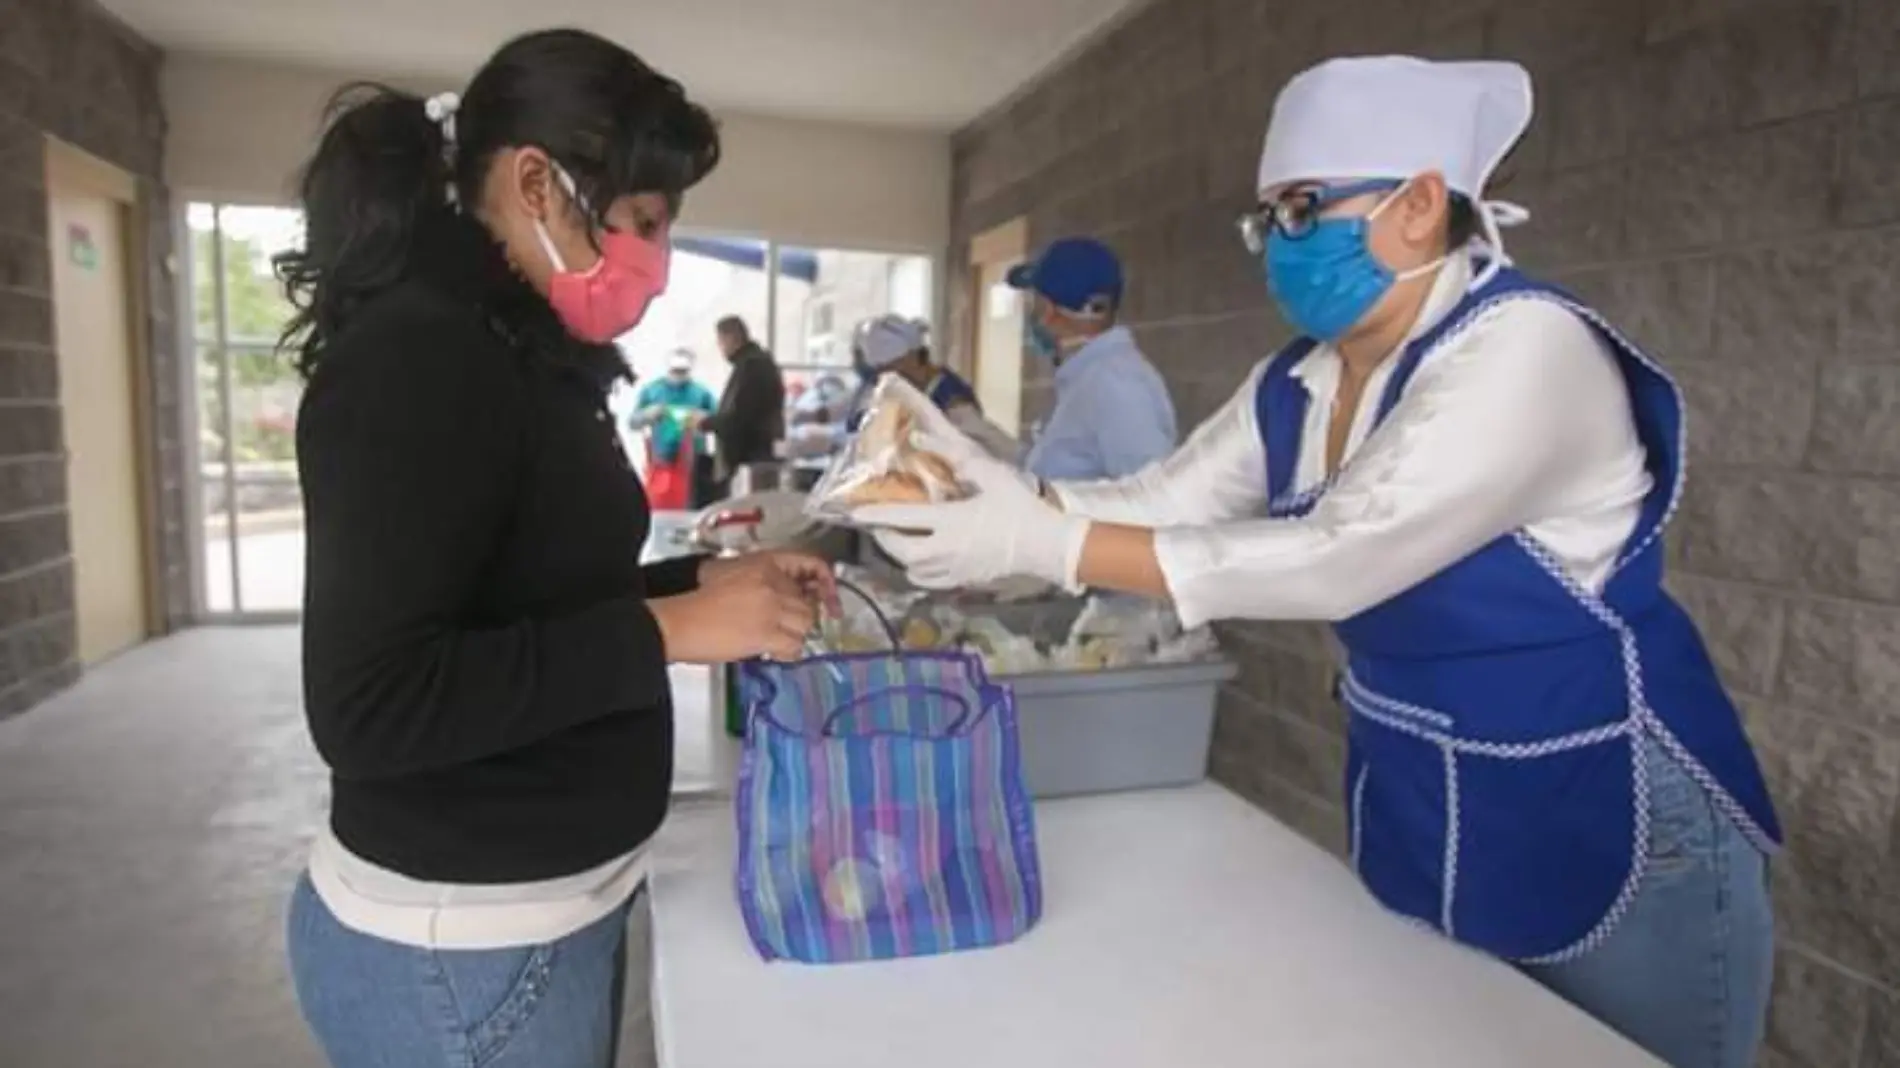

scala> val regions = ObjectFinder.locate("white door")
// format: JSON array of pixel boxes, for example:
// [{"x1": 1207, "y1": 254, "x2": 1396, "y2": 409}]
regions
[
  {"x1": 968, "y1": 220, "x2": 1028, "y2": 436},
  {"x1": 47, "y1": 141, "x2": 149, "y2": 664}
]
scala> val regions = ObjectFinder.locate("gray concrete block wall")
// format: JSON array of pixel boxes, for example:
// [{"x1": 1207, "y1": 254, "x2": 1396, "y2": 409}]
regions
[
  {"x1": 0, "y1": 0, "x2": 185, "y2": 719},
  {"x1": 949, "y1": 0, "x2": 1900, "y2": 1059}
]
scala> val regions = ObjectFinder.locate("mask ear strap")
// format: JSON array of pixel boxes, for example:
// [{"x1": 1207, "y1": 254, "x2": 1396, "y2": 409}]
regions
[
  {"x1": 533, "y1": 160, "x2": 587, "y2": 274},
  {"x1": 533, "y1": 218, "x2": 569, "y2": 274},
  {"x1": 1364, "y1": 177, "x2": 1416, "y2": 223},
  {"x1": 550, "y1": 163, "x2": 583, "y2": 206}
]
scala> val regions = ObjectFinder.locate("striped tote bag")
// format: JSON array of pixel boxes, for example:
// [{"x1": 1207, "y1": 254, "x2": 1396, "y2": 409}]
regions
[{"x1": 734, "y1": 652, "x2": 1043, "y2": 964}]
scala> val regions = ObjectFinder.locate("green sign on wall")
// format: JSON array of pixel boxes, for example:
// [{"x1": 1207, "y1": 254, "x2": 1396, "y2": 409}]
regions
[{"x1": 67, "y1": 223, "x2": 97, "y2": 271}]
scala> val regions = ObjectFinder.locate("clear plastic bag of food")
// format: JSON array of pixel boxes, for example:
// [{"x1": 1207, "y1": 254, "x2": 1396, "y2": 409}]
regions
[{"x1": 806, "y1": 375, "x2": 970, "y2": 522}]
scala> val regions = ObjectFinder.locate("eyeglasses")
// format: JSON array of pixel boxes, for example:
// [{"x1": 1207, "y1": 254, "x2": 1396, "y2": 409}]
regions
[{"x1": 1236, "y1": 179, "x2": 1403, "y2": 253}]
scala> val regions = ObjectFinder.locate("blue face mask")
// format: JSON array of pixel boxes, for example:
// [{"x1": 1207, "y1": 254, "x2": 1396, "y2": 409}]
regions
[
  {"x1": 1262, "y1": 183, "x2": 1442, "y2": 342},
  {"x1": 1024, "y1": 316, "x2": 1059, "y2": 361}
]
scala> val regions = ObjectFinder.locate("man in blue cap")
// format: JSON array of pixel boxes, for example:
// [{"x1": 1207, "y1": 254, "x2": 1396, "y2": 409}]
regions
[{"x1": 1008, "y1": 236, "x2": 1177, "y2": 481}]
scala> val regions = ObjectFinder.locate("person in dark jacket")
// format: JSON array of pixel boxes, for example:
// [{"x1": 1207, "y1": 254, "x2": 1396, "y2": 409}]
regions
[
  {"x1": 697, "y1": 315, "x2": 785, "y2": 496},
  {"x1": 275, "y1": 30, "x2": 834, "y2": 1068}
]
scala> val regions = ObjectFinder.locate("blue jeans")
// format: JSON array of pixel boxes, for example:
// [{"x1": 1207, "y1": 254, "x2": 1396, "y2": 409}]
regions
[
  {"x1": 1520, "y1": 741, "x2": 1774, "y2": 1068},
  {"x1": 288, "y1": 876, "x2": 649, "y2": 1068}
]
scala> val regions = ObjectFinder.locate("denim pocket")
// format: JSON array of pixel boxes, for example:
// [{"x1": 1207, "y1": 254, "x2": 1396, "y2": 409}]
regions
[
  {"x1": 1642, "y1": 740, "x2": 1718, "y2": 882},
  {"x1": 426, "y1": 941, "x2": 559, "y2": 1066}
]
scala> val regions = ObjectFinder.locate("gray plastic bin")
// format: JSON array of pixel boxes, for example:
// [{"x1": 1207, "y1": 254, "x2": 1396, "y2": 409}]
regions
[{"x1": 999, "y1": 658, "x2": 1236, "y2": 798}]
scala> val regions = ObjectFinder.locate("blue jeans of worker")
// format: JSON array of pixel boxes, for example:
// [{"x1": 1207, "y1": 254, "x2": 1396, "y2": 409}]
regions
[
  {"x1": 1520, "y1": 740, "x2": 1774, "y2": 1068},
  {"x1": 288, "y1": 876, "x2": 652, "y2": 1068}
]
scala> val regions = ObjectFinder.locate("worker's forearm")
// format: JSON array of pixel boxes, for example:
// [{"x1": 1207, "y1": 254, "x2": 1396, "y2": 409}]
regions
[{"x1": 1074, "y1": 522, "x2": 1171, "y2": 600}]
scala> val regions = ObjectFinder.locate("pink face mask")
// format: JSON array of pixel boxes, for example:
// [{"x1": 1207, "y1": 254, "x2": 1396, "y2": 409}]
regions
[{"x1": 535, "y1": 168, "x2": 671, "y2": 344}]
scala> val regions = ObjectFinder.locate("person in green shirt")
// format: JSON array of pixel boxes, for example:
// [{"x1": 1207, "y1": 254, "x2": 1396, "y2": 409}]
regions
[{"x1": 630, "y1": 348, "x2": 718, "y2": 506}]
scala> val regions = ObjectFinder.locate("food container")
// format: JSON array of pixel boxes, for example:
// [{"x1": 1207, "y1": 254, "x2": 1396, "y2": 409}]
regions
[
  {"x1": 1003, "y1": 659, "x2": 1236, "y2": 798},
  {"x1": 786, "y1": 562, "x2": 1231, "y2": 794}
]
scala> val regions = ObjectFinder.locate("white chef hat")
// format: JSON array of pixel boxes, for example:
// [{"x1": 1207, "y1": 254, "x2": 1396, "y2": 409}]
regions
[
  {"x1": 1257, "y1": 56, "x2": 1534, "y2": 280},
  {"x1": 855, "y1": 314, "x2": 928, "y2": 369}
]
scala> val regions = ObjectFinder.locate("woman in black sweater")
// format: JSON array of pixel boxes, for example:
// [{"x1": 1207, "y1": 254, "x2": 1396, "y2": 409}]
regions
[{"x1": 278, "y1": 30, "x2": 830, "y2": 1068}]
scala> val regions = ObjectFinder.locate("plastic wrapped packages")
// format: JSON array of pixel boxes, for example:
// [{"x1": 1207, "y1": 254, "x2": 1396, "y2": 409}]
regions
[
  {"x1": 830, "y1": 569, "x2": 914, "y2": 654},
  {"x1": 834, "y1": 564, "x2": 924, "y2": 627},
  {"x1": 821, "y1": 564, "x2": 1221, "y2": 676},
  {"x1": 1044, "y1": 595, "x2": 1218, "y2": 673},
  {"x1": 900, "y1": 615, "x2": 945, "y2": 651},
  {"x1": 1153, "y1": 626, "x2": 1221, "y2": 665},
  {"x1": 806, "y1": 376, "x2": 969, "y2": 521},
  {"x1": 1065, "y1": 595, "x2": 1161, "y2": 645},
  {"x1": 971, "y1": 629, "x2": 1047, "y2": 676}
]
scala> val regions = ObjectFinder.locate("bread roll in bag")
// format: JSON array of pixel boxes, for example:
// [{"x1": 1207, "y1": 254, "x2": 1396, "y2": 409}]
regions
[{"x1": 807, "y1": 375, "x2": 971, "y2": 519}]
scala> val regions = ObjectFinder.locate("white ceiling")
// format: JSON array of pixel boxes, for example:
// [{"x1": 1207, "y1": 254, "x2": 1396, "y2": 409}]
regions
[{"x1": 99, "y1": 0, "x2": 1145, "y2": 129}]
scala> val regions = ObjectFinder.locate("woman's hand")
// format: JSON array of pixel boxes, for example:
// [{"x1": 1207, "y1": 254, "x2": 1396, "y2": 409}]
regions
[
  {"x1": 649, "y1": 564, "x2": 819, "y2": 664},
  {"x1": 700, "y1": 550, "x2": 841, "y2": 617}
]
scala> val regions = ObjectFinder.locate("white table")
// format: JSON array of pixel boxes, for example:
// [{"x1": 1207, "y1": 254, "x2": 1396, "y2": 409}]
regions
[{"x1": 649, "y1": 785, "x2": 1660, "y2": 1068}]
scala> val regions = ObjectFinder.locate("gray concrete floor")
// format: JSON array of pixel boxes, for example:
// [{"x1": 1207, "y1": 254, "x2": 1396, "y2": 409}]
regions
[{"x1": 0, "y1": 626, "x2": 729, "y2": 1068}]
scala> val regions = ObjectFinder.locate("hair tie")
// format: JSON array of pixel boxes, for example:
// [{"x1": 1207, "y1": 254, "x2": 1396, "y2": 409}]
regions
[
  {"x1": 423, "y1": 92, "x2": 460, "y2": 143},
  {"x1": 423, "y1": 92, "x2": 461, "y2": 207}
]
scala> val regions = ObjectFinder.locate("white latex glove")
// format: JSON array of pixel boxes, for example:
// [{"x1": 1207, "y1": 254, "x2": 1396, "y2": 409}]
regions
[{"x1": 855, "y1": 431, "x2": 1090, "y2": 591}]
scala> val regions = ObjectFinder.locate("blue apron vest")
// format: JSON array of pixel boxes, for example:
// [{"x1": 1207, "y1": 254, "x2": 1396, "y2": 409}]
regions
[
  {"x1": 926, "y1": 368, "x2": 980, "y2": 412},
  {"x1": 1255, "y1": 267, "x2": 1782, "y2": 963}
]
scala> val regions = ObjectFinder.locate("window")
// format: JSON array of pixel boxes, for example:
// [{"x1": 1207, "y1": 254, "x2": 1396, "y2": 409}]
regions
[
  {"x1": 609, "y1": 234, "x2": 773, "y2": 477},
  {"x1": 773, "y1": 247, "x2": 933, "y2": 370},
  {"x1": 611, "y1": 239, "x2": 934, "y2": 477},
  {"x1": 803, "y1": 299, "x2": 837, "y2": 364},
  {"x1": 189, "y1": 203, "x2": 307, "y2": 617},
  {"x1": 889, "y1": 257, "x2": 931, "y2": 323}
]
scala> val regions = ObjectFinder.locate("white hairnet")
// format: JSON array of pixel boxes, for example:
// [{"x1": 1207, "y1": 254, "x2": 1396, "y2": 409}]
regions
[
  {"x1": 1257, "y1": 55, "x2": 1534, "y2": 277},
  {"x1": 855, "y1": 314, "x2": 928, "y2": 369}
]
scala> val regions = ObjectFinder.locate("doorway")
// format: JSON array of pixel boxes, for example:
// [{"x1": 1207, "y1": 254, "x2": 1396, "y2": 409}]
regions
[
  {"x1": 188, "y1": 204, "x2": 308, "y2": 620},
  {"x1": 44, "y1": 140, "x2": 154, "y2": 665},
  {"x1": 966, "y1": 219, "x2": 1028, "y2": 436}
]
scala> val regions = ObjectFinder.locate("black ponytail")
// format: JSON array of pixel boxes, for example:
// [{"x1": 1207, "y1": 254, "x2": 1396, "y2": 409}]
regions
[
  {"x1": 276, "y1": 29, "x2": 722, "y2": 379},
  {"x1": 274, "y1": 84, "x2": 446, "y2": 379}
]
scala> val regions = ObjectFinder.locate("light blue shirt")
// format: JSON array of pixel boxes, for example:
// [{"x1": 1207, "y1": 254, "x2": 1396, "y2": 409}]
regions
[{"x1": 1024, "y1": 327, "x2": 1177, "y2": 482}]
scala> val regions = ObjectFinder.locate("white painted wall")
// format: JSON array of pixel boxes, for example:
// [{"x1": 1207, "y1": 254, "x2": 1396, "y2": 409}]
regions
[{"x1": 162, "y1": 53, "x2": 951, "y2": 253}]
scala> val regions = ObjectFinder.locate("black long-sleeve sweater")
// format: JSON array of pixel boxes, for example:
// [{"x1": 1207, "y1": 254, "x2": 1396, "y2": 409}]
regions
[{"x1": 297, "y1": 210, "x2": 700, "y2": 884}]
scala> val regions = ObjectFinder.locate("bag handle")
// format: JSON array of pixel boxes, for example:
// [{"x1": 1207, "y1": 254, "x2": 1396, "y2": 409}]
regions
[
  {"x1": 832, "y1": 575, "x2": 901, "y2": 650},
  {"x1": 820, "y1": 684, "x2": 975, "y2": 737}
]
